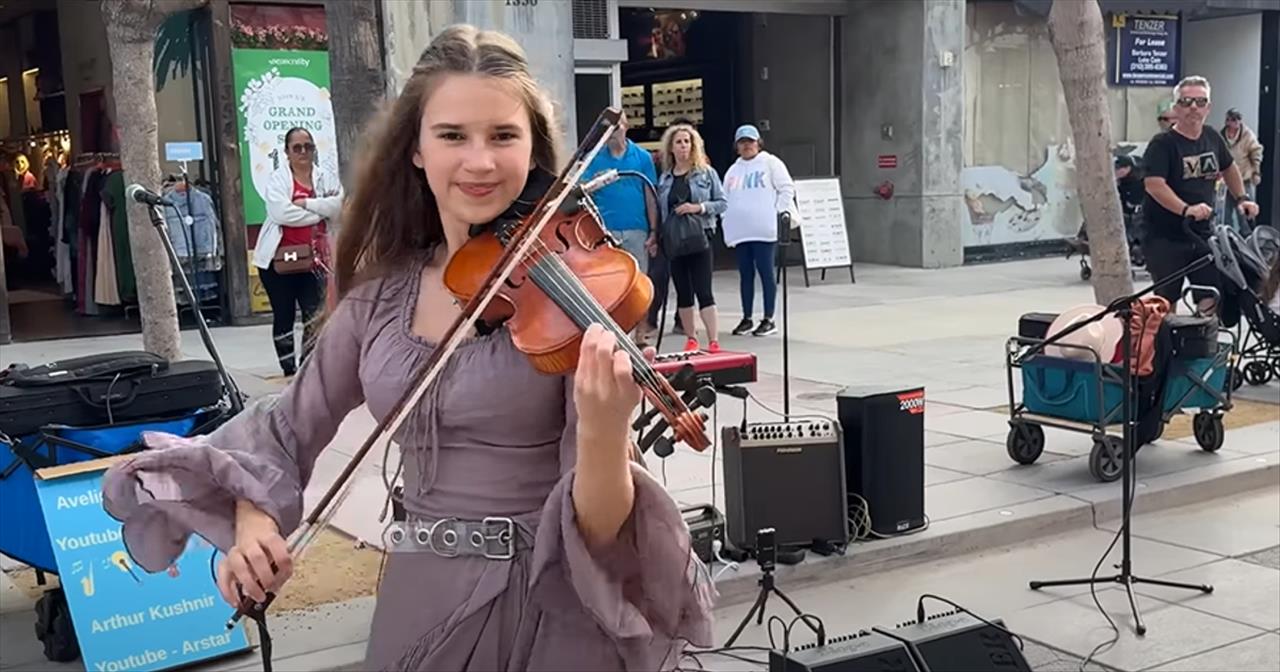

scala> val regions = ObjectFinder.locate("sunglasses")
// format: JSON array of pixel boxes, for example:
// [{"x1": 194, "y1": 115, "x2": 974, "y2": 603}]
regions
[
  {"x1": 290, "y1": 142, "x2": 315, "y2": 153},
  {"x1": 1176, "y1": 97, "x2": 1210, "y2": 108}
]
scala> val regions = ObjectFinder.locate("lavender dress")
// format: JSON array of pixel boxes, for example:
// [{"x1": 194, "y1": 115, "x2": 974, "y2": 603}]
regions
[{"x1": 100, "y1": 255, "x2": 717, "y2": 670}]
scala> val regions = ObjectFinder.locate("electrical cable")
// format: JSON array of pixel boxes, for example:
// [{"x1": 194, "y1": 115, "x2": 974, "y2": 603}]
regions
[
  {"x1": 914, "y1": 594, "x2": 1025, "y2": 651},
  {"x1": 767, "y1": 614, "x2": 789, "y2": 651},
  {"x1": 745, "y1": 389, "x2": 835, "y2": 424},
  {"x1": 710, "y1": 398, "x2": 718, "y2": 525},
  {"x1": 666, "y1": 638, "x2": 772, "y2": 671},
  {"x1": 104, "y1": 372, "x2": 122, "y2": 425},
  {"x1": 847, "y1": 492, "x2": 931, "y2": 541}
]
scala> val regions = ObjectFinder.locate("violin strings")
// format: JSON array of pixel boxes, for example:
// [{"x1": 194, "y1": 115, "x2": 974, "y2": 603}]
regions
[
  {"x1": 504, "y1": 230, "x2": 654, "y2": 370},
  {"x1": 497, "y1": 183, "x2": 658, "y2": 381},
  {"x1": 509, "y1": 234, "x2": 671, "y2": 402},
  {"x1": 521, "y1": 247, "x2": 665, "y2": 393}
]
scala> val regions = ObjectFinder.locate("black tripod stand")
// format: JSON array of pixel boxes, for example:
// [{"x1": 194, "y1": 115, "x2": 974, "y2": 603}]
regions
[
  {"x1": 1027, "y1": 253, "x2": 1215, "y2": 636},
  {"x1": 724, "y1": 528, "x2": 819, "y2": 647}
]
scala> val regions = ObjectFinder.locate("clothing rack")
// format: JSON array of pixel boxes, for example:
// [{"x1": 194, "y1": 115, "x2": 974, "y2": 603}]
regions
[{"x1": 72, "y1": 152, "x2": 121, "y2": 170}]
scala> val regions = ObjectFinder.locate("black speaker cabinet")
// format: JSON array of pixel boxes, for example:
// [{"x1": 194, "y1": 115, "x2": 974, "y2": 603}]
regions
[
  {"x1": 722, "y1": 420, "x2": 849, "y2": 550},
  {"x1": 837, "y1": 385, "x2": 926, "y2": 535},
  {"x1": 768, "y1": 630, "x2": 921, "y2": 672},
  {"x1": 873, "y1": 611, "x2": 1032, "y2": 672}
]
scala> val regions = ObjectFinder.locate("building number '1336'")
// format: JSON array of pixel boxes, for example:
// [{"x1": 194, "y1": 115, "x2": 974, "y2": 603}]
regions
[{"x1": 506, "y1": 0, "x2": 538, "y2": 6}]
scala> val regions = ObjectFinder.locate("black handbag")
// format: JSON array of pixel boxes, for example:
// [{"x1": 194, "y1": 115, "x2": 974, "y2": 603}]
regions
[{"x1": 662, "y1": 211, "x2": 709, "y2": 258}]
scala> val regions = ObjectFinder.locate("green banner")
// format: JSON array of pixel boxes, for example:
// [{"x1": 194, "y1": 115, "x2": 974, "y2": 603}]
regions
[{"x1": 231, "y1": 49, "x2": 336, "y2": 226}]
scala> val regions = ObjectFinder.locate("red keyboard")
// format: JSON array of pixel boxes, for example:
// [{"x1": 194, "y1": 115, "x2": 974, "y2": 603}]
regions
[{"x1": 652, "y1": 349, "x2": 757, "y2": 389}]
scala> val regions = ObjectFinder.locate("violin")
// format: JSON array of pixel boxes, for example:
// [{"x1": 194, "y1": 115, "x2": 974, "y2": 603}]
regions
[{"x1": 226, "y1": 107, "x2": 710, "y2": 633}]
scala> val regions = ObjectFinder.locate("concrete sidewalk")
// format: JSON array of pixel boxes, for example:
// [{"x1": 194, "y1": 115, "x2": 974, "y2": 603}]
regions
[
  {"x1": 700, "y1": 486, "x2": 1280, "y2": 672},
  {"x1": 2, "y1": 257, "x2": 1277, "y2": 671}
]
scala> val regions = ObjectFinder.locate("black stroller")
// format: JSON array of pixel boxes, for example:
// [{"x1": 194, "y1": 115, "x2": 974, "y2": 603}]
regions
[
  {"x1": 1067, "y1": 156, "x2": 1148, "y2": 281},
  {"x1": 1204, "y1": 223, "x2": 1280, "y2": 387}
]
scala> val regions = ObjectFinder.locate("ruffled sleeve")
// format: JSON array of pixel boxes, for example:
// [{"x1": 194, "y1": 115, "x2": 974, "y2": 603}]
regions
[
  {"x1": 100, "y1": 283, "x2": 374, "y2": 573},
  {"x1": 532, "y1": 375, "x2": 717, "y2": 669}
]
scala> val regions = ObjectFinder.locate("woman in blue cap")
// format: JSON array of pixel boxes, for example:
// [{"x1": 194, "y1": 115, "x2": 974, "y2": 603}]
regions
[{"x1": 722, "y1": 124, "x2": 798, "y2": 337}]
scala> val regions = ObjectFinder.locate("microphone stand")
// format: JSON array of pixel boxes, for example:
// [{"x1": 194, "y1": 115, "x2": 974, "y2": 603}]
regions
[
  {"x1": 1025, "y1": 249, "x2": 1215, "y2": 637},
  {"x1": 142, "y1": 202, "x2": 244, "y2": 414},
  {"x1": 777, "y1": 212, "x2": 792, "y2": 420}
]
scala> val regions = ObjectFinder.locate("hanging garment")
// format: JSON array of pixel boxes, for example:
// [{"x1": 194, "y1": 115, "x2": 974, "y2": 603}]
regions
[
  {"x1": 77, "y1": 212, "x2": 97, "y2": 315},
  {"x1": 102, "y1": 171, "x2": 136, "y2": 303},
  {"x1": 55, "y1": 166, "x2": 73, "y2": 294},
  {"x1": 95, "y1": 202, "x2": 121, "y2": 305},
  {"x1": 162, "y1": 184, "x2": 223, "y2": 272},
  {"x1": 77, "y1": 169, "x2": 107, "y2": 316}
]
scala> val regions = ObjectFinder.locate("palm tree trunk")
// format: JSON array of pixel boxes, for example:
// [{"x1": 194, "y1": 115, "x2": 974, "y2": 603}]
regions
[
  {"x1": 1048, "y1": 0, "x2": 1133, "y2": 304},
  {"x1": 102, "y1": 0, "x2": 204, "y2": 360},
  {"x1": 325, "y1": 0, "x2": 384, "y2": 186}
]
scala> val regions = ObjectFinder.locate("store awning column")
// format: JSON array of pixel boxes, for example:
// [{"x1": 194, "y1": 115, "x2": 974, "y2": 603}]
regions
[{"x1": 839, "y1": 0, "x2": 964, "y2": 269}]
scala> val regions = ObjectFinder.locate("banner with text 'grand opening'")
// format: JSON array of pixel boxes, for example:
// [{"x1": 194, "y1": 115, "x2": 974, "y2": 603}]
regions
[{"x1": 230, "y1": 4, "x2": 336, "y2": 229}]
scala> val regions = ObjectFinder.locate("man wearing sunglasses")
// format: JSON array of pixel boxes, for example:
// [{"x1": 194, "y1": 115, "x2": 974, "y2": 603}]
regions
[{"x1": 1141, "y1": 76, "x2": 1259, "y2": 309}]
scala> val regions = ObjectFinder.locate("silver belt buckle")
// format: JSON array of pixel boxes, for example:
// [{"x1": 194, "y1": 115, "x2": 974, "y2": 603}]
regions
[{"x1": 478, "y1": 517, "x2": 515, "y2": 560}]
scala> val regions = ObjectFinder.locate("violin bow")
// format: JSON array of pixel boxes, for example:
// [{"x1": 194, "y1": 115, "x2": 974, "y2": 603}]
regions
[{"x1": 226, "y1": 107, "x2": 626, "y2": 629}]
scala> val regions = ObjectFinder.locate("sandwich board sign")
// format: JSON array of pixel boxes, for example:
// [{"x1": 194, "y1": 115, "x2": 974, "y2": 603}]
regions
[
  {"x1": 34, "y1": 455, "x2": 251, "y2": 672},
  {"x1": 792, "y1": 177, "x2": 855, "y2": 285}
]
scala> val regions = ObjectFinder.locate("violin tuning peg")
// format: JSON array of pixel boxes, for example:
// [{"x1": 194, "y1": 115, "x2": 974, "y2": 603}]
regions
[{"x1": 654, "y1": 437, "x2": 675, "y2": 458}]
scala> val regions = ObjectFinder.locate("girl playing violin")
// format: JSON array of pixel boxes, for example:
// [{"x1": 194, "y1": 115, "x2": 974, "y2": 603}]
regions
[{"x1": 102, "y1": 25, "x2": 715, "y2": 671}]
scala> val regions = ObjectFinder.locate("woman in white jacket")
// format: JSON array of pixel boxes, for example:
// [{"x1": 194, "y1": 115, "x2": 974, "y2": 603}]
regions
[
  {"x1": 721, "y1": 124, "x2": 797, "y2": 337},
  {"x1": 253, "y1": 127, "x2": 344, "y2": 376}
]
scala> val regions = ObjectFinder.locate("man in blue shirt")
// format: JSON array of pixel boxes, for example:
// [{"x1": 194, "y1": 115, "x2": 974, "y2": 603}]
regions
[{"x1": 584, "y1": 112, "x2": 659, "y2": 275}]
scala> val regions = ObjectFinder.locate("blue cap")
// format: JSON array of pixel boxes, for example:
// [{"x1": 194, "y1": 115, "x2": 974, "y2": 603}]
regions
[{"x1": 734, "y1": 124, "x2": 761, "y2": 142}]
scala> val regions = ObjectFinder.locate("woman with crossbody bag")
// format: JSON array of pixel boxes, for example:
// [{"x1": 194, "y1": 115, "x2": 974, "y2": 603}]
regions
[
  {"x1": 252, "y1": 127, "x2": 344, "y2": 376},
  {"x1": 656, "y1": 123, "x2": 727, "y2": 352}
]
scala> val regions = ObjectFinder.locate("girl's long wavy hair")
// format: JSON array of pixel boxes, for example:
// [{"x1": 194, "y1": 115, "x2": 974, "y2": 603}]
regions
[
  {"x1": 333, "y1": 24, "x2": 561, "y2": 298},
  {"x1": 658, "y1": 123, "x2": 710, "y2": 174}
]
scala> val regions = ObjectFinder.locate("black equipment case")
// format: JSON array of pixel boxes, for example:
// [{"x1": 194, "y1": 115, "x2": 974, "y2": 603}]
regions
[
  {"x1": 0, "y1": 351, "x2": 225, "y2": 437},
  {"x1": 1165, "y1": 315, "x2": 1217, "y2": 360},
  {"x1": 1019, "y1": 312, "x2": 1059, "y2": 341}
]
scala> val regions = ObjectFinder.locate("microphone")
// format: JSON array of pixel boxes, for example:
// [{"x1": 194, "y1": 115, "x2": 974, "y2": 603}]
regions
[
  {"x1": 126, "y1": 184, "x2": 175, "y2": 208},
  {"x1": 579, "y1": 169, "x2": 620, "y2": 195},
  {"x1": 560, "y1": 169, "x2": 632, "y2": 216}
]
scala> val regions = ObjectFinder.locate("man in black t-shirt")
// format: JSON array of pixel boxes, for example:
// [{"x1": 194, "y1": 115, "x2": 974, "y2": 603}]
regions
[{"x1": 1143, "y1": 76, "x2": 1260, "y2": 311}]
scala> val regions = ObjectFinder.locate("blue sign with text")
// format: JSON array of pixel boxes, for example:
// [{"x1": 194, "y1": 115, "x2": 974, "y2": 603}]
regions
[
  {"x1": 164, "y1": 142, "x2": 205, "y2": 162},
  {"x1": 1112, "y1": 14, "x2": 1180, "y2": 87},
  {"x1": 35, "y1": 464, "x2": 251, "y2": 672}
]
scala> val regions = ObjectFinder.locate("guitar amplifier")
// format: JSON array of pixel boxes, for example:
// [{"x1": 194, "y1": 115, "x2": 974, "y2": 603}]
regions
[
  {"x1": 768, "y1": 630, "x2": 920, "y2": 671},
  {"x1": 681, "y1": 504, "x2": 724, "y2": 565},
  {"x1": 872, "y1": 610, "x2": 1031, "y2": 671},
  {"x1": 722, "y1": 420, "x2": 849, "y2": 550},
  {"x1": 837, "y1": 386, "x2": 926, "y2": 536}
]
